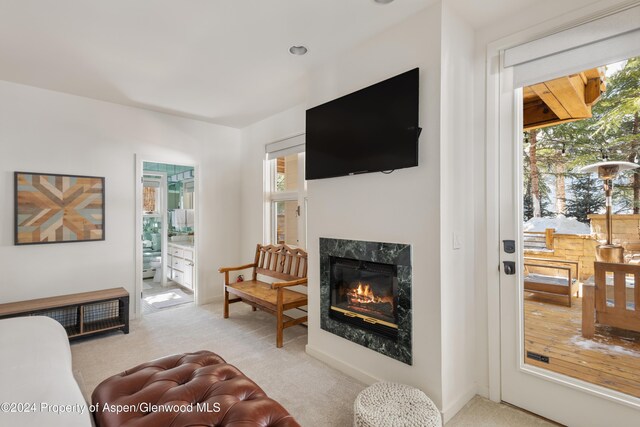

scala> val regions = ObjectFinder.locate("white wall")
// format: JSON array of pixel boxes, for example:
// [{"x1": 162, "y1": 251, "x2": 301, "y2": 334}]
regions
[
  {"x1": 0, "y1": 81, "x2": 242, "y2": 310},
  {"x1": 239, "y1": 105, "x2": 306, "y2": 257},
  {"x1": 439, "y1": 3, "x2": 477, "y2": 419},
  {"x1": 305, "y1": 1, "x2": 445, "y2": 408},
  {"x1": 239, "y1": 2, "x2": 450, "y2": 410}
]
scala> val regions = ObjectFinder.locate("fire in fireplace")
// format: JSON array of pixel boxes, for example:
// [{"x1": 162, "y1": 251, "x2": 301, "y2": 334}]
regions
[
  {"x1": 347, "y1": 282, "x2": 395, "y2": 320},
  {"x1": 329, "y1": 256, "x2": 398, "y2": 340}
]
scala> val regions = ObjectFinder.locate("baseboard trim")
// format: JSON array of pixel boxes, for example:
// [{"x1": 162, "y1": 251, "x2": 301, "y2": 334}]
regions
[
  {"x1": 442, "y1": 385, "x2": 478, "y2": 423},
  {"x1": 476, "y1": 384, "x2": 489, "y2": 399},
  {"x1": 305, "y1": 344, "x2": 381, "y2": 386}
]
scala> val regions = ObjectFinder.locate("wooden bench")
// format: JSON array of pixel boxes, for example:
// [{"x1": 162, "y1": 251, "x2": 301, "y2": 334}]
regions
[
  {"x1": 0, "y1": 287, "x2": 129, "y2": 339},
  {"x1": 523, "y1": 257, "x2": 580, "y2": 307},
  {"x1": 219, "y1": 244, "x2": 308, "y2": 348}
]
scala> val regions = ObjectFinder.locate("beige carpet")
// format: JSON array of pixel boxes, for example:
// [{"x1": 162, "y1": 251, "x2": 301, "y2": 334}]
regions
[
  {"x1": 70, "y1": 301, "x2": 555, "y2": 426},
  {"x1": 71, "y1": 301, "x2": 364, "y2": 426},
  {"x1": 447, "y1": 396, "x2": 556, "y2": 426}
]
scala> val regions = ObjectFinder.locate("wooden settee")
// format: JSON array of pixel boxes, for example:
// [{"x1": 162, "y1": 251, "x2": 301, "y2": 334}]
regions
[
  {"x1": 219, "y1": 244, "x2": 308, "y2": 348},
  {"x1": 523, "y1": 257, "x2": 580, "y2": 307},
  {"x1": 582, "y1": 261, "x2": 640, "y2": 338}
]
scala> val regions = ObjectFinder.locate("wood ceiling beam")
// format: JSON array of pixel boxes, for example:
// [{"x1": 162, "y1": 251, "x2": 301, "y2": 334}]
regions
[
  {"x1": 523, "y1": 67, "x2": 605, "y2": 131},
  {"x1": 530, "y1": 83, "x2": 571, "y2": 120},
  {"x1": 545, "y1": 75, "x2": 591, "y2": 118},
  {"x1": 585, "y1": 77, "x2": 605, "y2": 106},
  {"x1": 524, "y1": 117, "x2": 582, "y2": 131},
  {"x1": 523, "y1": 99, "x2": 558, "y2": 130},
  {"x1": 583, "y1": 68, "x2": 604, "y2": 80},
  {"x1": 523, "y1": 99, "x2": 583, "y2": 131}
]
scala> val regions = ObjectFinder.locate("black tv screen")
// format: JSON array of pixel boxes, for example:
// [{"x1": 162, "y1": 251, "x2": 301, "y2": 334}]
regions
[{"x1": 305, "y1": 68, "x2": 420, "y2": 180}]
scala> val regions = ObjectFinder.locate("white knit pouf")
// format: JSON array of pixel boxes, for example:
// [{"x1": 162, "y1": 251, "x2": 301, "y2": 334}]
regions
[{"x1": 354, "y1": 382, "x2": 441, "y2": 427}]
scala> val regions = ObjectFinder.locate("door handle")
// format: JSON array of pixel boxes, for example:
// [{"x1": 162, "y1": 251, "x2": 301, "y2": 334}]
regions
[{"x1": 503, "y1": 261, "x2": 516, "y2": 275}]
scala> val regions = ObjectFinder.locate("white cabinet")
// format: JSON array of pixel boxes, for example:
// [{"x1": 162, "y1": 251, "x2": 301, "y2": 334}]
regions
[
  {"x1": 172, "y1": 257, "x2": 184, "y2": 271},
  {"x1": 166, "y1": 254, "x2": 173, "y2": 280},
  {"x1": 170, "y1": 247, "x2": 184, "y2": 258},
  {"x1": 172, "y1": 269, "x2": 184, "y2": 284},
  {"x1": 183, "y1": 262, "x2": 194, "y2": 289},
  {"x1": 167, "y1": 243, "x2": 194, "y2": 290}
]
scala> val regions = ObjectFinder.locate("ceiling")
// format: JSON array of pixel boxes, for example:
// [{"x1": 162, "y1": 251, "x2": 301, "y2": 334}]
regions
[
  {"x1": 0, "y1": 0, "x2": 441, "y2": 128},
  {"x1": 0, "y1": 0, "x2": 559, "y2": 128},
  {"x1": 448, "y1": 0, "x2": 542, "y2": 29}
]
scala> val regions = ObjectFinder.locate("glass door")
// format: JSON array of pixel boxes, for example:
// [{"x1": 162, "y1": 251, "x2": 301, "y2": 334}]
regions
[{"x1": 498, "y1": 55, "x2": 640, "y2": 425}]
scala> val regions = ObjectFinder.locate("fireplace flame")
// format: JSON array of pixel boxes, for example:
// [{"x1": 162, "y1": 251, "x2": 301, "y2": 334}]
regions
[
  {"x1": 349, "y1": 282, "x2": 380, "y2": 304},
  {"x1": 343, "y1": 281, "x2": 395, "y2": 320}
]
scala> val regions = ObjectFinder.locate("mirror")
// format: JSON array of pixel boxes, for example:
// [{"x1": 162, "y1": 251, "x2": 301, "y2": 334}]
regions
[{"x1": 183, "y1": 179, "x2": 194, "y2": 209}]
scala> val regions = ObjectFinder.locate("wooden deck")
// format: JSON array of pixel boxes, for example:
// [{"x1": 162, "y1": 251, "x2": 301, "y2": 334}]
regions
[{"x1": 524, "y1": 293, "x2": 640, "y2": 398}]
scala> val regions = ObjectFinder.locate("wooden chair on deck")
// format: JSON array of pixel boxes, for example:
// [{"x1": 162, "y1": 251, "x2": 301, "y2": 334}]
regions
[
  {"x1": 219, "y1": 244, "x2": 308, "y2": 348},
  {"x1": 582, "y1": 261, "x2": 640, "y2": 338},
  {"x1": 523, "y1": 257, "x2": 580, "y2": 307}
]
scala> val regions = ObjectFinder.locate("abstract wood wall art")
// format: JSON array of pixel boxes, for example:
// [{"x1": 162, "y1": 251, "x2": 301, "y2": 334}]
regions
[{"x1": 15, "y1": 172, "x2": 105, "y2": 245}]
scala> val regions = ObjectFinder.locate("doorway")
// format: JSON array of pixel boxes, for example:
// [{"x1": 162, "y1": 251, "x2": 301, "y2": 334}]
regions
[
  {"x1": 520, "y1": 58, "x2": 640, "y2": 400},
  {"x1": 488, "y1": 4, "x2": 640, "y2": 425},
  {"x1": 137, "y1": 161, "x2": 197, "y2": 315}
]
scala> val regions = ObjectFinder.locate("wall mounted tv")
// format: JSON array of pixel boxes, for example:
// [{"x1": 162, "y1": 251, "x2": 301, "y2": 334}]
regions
[{"x1": 305, "y1": 68, "x2": 420, "y2": 180}]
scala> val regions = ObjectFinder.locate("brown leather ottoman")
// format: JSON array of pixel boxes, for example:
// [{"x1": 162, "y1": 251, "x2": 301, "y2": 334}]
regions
[{"x1": 91, "y1": 351, "x2": 300, "y2": 427}]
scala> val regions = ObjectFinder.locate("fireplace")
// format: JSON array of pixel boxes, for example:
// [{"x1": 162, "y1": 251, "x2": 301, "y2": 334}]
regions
[
  {"x1": 320, "y1": 238, "x2": 412, "y2": 365},
  {"x1": 329, "y1": 257, "x2": 398, "y2": 340}
]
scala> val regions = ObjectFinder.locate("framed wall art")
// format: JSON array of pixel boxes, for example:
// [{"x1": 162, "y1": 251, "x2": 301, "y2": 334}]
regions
[{"x1": 14, "y1": 172, "x2": 105, "y2": 245}]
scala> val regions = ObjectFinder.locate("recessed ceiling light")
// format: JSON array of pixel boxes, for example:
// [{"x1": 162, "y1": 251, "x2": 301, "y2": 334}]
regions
[
  {"x1": 289, "y1": 46, "x2": 308, "y2": 56},
  {"x1": 374, "y1": 0, "x2": 395, "y2": 4}
]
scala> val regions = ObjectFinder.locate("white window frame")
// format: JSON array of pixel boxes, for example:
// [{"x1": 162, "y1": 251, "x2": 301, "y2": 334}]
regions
[{"x1": 265, "y1": 150, "x2": 307, "y2": 249}]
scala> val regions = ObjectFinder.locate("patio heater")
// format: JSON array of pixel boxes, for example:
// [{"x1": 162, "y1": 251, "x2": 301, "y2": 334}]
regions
[{"x1": 580, "y1": 161, "x2": 640, "y2": 263}]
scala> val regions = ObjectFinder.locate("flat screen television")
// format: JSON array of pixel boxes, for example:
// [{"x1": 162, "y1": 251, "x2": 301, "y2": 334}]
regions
[{"x1": 305, "y1": 68, "x2": 420, "y2": 180}]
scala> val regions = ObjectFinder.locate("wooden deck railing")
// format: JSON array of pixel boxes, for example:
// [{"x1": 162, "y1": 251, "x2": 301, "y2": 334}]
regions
[{"x1": 524, "y1": 228, "x2": 555, "y2": 250}]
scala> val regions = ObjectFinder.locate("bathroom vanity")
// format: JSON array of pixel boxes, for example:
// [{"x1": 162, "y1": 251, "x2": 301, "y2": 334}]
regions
[{"x1": 167, "y1": 242, "x2": 195, "y2": 290}]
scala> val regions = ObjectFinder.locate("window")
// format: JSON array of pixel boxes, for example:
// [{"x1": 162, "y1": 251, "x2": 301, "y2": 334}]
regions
[
  {"x1": 273, "y1": 199, "x2": 298, "y2": 245},
  {"x1": 265, "y1": 135, "x2": 306, "y2": 248}
]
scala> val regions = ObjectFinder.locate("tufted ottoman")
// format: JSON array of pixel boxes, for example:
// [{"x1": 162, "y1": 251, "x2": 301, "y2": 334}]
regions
[{"x1": 91, "y1": 351, "x2": 300, "y2": 427}]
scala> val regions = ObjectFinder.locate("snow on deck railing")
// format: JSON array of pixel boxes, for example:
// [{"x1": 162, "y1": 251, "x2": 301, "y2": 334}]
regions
[{"x1": 524, "y1": 228, "x2": 555, "y2": 250}]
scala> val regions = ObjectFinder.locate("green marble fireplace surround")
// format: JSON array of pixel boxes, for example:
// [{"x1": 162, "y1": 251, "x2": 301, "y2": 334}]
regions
[{"x1": 319, "y1": 237, "x2": 412, "y2": 365}]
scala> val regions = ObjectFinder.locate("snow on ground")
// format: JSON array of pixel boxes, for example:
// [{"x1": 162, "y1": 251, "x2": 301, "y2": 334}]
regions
[
  {"x1": 523, "y1": 214, "x2": 590, "y2": 235},
  {"x1": 570, "y1": 335, "x2": 640, "y2": 358}
]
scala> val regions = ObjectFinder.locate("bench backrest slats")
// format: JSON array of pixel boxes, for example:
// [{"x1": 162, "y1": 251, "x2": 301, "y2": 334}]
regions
[
  {"x1": 253, "y1": 244, "x2": 307, "y2": 283},
  {"x1": 265, "y1": 250, "x2": 273, "y2": 270}
]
